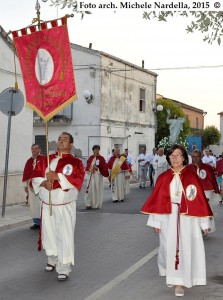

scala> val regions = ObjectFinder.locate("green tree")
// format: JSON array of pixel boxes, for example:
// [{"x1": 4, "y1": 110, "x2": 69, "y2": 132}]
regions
[
  {"x1": 143, "y1": 11, "x2": 223, "y2": 45},
  {"x1": 155, "y1": 98, "x2": 190, "y2": 146},
  {"x1": 50, "y1": 0, "x2": 91, "y2": 19},
  {"x1": 202, "y1": 125, "x2": 221, "y2": 148}
]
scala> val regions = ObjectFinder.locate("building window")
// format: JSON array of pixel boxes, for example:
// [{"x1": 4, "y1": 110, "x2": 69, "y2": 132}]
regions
[
  {"x1": 54, "y1": 104, "x2": 73, "y2": 122},
  {"x1": 33, "y1": 104, "x2": 73, "y2": 124},
  {"x1": 139, "y1": 88, "x2": 146, "y2": 112},
  {"x1": 196, "y1": 117, "x2": 199, "y2": 129},
  {"x1": 35, "y1": 135, "x2": 47, "y2": 155}
]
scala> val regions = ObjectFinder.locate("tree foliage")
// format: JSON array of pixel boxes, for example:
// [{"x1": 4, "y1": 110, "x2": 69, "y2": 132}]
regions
[
  {"x1": 49, "y1": 0, "x2": 91, "y2": 19},
  {"x1": 202, "y1": 125, "x2": 221, "y2": 148},
  {"x1": 143, "y1": 11, "x2": 223, "y2": 45},
  {"x1": 155, "y1": 98, "x2": 190, "y2": 146}
]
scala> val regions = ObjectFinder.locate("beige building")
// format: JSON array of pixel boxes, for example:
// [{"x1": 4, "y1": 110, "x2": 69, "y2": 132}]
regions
[
  {"x1": 209, "y1": 111, "x2": 223, "y2": 156},
  {"x1": 157, "y1": 94, "x2": 206, "y2": 131}
]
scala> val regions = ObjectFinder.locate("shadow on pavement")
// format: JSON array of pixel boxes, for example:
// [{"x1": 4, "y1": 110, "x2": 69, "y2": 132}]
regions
[{"x1": 77, "y1": 183, "x2": 153, "y2": 214}]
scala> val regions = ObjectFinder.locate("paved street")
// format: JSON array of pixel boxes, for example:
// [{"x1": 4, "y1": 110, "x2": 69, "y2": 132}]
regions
[{"x1": 0, "y1": 182, "x2": 223, "y2": 300}]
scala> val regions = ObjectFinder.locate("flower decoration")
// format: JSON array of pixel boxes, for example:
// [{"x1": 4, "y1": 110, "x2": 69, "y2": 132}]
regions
[{"x1": 158, "y1": 136, "x2": 189, "y2": 153}]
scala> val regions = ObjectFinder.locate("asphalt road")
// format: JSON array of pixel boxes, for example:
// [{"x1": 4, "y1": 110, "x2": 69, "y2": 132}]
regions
[{"x1": 0, "y1": 183, "x2": 223, "y2": 300}]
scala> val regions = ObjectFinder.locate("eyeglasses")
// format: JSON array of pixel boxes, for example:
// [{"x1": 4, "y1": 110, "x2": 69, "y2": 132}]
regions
[{"x1": 169, "y1": 154, "x2": 182, "y2": 159}]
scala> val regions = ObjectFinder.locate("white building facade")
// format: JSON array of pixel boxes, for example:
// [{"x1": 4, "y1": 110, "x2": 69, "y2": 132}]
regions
[
  {"x1": 0, "y1": 26, "x2": 33, "y2": 206},
  {"x1": 0, "y1": 32, "x2": 158, "y2": 207},
  {"x1": 34, "y1": 44, "x2": 158, "y2": 175}
]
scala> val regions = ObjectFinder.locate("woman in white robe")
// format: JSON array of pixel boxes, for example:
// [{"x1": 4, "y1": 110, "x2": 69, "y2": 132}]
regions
[{"x1": 141, "y1": 144, "x2": 213, "y2": 297}]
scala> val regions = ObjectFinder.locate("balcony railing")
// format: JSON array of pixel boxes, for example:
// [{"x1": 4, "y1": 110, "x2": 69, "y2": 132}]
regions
[{"x1": 33, "y1": 105, "x2": 73, "y2": 126}]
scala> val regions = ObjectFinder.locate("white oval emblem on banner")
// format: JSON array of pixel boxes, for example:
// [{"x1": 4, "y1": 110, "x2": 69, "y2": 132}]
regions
[
  {"x1": 35, "y1": 48, "x2": 54, "y2": 85},
  {"x1": 186, "y1": 184, "x2": 197, "y2": 201},
  {"x1": 199, "y1": 169, "x2": 207, "y2": 179},
  {"x1": 62, "y1": 164, "x2": 73, "y2": 175},
  {"x1": 96, "y1": 159, "x2": 99, "y2": 166}
]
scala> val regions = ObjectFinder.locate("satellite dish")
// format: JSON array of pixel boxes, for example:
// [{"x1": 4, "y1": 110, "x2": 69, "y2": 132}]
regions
[{"x1": 0, "y1": 87, "x2": 24, "y2": 116}]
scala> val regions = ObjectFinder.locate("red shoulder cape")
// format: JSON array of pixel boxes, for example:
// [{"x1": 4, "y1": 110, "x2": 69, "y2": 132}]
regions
[
  {"x1": 85, "y1": 155, "x2": 109, "y2": 177},
  {"x1": 22, "y1": 155, "x2": 44, "y2": 185},
  {"x1": 107, "y1": 155, "x2": 129, "y2": 171},
  {"x1": 216, "y1": 159, "x2": 223, "y2": 176},
  {"x1": 32, "y1": 153, "x2": 85, "y2": 191},
  {"x1": 141, "y1": 166, "x2": 213, "y2": 217},
  {"x1": 187, "y1": 163, "x2": 220, "y2": 193}
]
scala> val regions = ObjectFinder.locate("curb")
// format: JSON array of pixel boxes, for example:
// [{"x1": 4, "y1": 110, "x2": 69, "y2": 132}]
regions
[{"x1": 0, "y1": 218, "x2": 32, "y2": 232}]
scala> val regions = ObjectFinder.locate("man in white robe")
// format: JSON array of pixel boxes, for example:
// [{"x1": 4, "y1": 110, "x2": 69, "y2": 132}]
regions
[
  {"x1": 32, "y1": 132, "x2": 85, "y2": 281},
  {"x1": 123, "y1": 149, "x2": 134, "y2": 195},
  {"x1": 108, "y1": 147, "x2": 130, "y2": 202},
  {"x1": 22, "y1": 144, "x2": 43, "y2": 229},
  {"x1": 85, "y1": 145, "x2": 109, "y2": 209},
  {"x1": 153, "y1": 147, "x2": 168, "y2": 185},
  {"x1": 137, "y1": 147, "x2": 149, "y2": 188}
]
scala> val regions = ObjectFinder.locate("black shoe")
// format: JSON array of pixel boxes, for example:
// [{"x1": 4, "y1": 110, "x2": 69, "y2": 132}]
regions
[
  {"x1": 121, "y1": 199, "x2": 124, "y2": 202},
  {"x1": 85, "y1": 206, "x2": 91, "y2": 210},
  {"x1": 45, "y1": 264, "x2": 55, "y2": 272},
  {"x1": 113, "y1": 200, "x2": 118, "y2": 203},
  {"x1": 57, "y1": 274, "x2": 68, "y2": 281},
  {"x1": 30, "y1": 224, "x2": 40, "y2": 229},
  {"x1": 139, "y1": 186, "x2": 142, "y2": 188}
]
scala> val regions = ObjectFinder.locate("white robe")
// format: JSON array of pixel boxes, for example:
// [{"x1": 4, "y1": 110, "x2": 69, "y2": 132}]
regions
[
  {"x1": 153, "y1": 155, "x2": 168, "y2": 185},
  {"x1": 28, "y1": 186, "x2": 40, "y2": 219},
  {"x1": 22, "y1": 165, "x2": 40, "y2": 220},
  {"x1": 32, "y1": 157, "x2": 78, "y2": 266},
  {"x1": 147, "y1": 174, "x2": 209, "y2": 288},
  {"x1": 110, "y1": 158, "x2": 129, "y2": 201},
  {"x1": 124, "y1": 176, "x2": 130, "y2": 195},
  {"x1": 111, "y1": 171, "x2": 125, "y2": 201},
  {"x1": 85, "y1": 158, "x2": 104, "y2": 209}
]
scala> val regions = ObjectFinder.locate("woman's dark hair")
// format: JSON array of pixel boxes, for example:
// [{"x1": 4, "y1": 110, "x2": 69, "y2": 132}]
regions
[
  {"x1": 166, "y1": 144, "x2": 188, "y2": 166},
  {"x1": 92, "y1": 145, "x2": 100, "y2": 151}
]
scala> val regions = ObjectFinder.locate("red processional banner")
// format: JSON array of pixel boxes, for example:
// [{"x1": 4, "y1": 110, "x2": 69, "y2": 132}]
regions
[{"x1": 12, "y1": 17, "x2": 77, "y2": 122}]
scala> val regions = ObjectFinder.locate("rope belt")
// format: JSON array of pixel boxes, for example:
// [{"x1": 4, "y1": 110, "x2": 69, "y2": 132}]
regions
[
  {"x1": 172, "y1": 202, "x2": 181, "y2": 270},
  {"x1": 42, "y1": 201, "x2": 72, "y2": 206}
]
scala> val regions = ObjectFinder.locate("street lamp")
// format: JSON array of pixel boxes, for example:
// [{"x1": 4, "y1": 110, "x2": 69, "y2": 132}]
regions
[
  {"x1": 83, "y1": 90, "x2": 94, "y2": 104},
  {"x1": 153, "y1": 104, "x2": 163, "y2": 147},
  {"x1": 152, "y1": 104, "x2": 163, "y2": 113}
]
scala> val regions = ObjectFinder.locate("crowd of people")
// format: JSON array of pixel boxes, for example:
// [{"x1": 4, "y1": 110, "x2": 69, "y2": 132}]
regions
[{"x1": 22, "y1": 134, "x2": 223, "y2": 296}]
